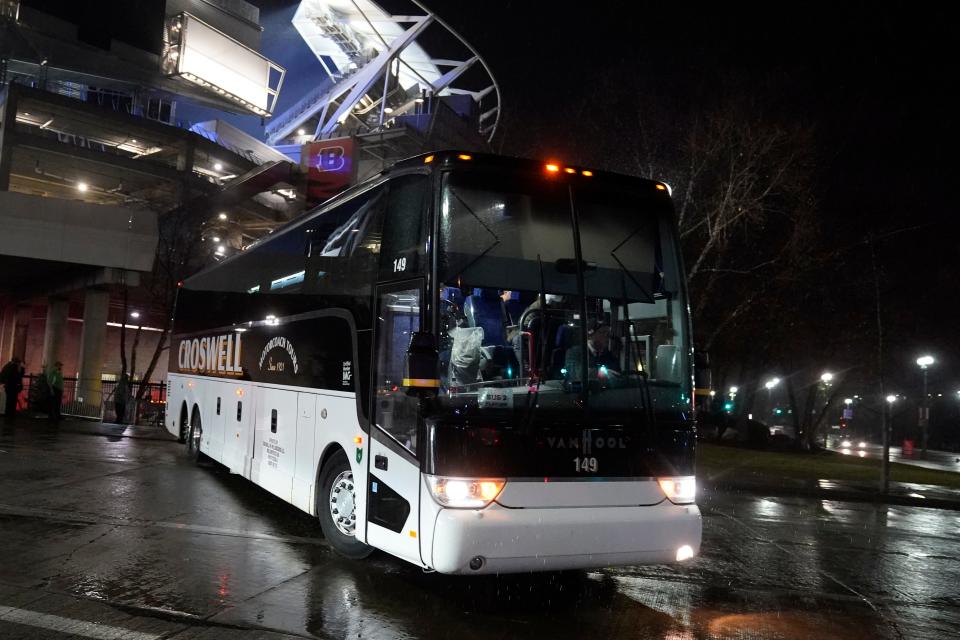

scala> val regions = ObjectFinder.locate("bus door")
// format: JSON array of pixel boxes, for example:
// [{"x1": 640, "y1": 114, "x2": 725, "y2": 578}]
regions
[{"x1": 366, "y1": 282, "x2": 424, "y2": 565}]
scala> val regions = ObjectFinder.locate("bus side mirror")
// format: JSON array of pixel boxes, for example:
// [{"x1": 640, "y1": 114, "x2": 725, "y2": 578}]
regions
[{"x1": 404, "y1": 331, "x2": 440, "y2": 398}]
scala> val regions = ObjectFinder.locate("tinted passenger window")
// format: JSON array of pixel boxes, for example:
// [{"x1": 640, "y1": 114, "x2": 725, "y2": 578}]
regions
[
  {"x1": 304, "y1": 184, "x2": 387, "y2": 296},
  {"x1": 380, "y1": 174, "x2": 429, "y2": 280},
  {"x1": 187, "y1": 223, "x2": 309, "y2": 295}
]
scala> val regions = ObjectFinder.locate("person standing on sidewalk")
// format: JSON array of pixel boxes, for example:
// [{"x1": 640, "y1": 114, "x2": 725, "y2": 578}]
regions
[
  {"x1": 1, "y1": 357, "x2": 24, "y2": 423},
  {"x1": 46, "y1": 361, "x2": 64, "y2": 424},
  {"x1": 115, "y1": 372, "x2": 130, "y2": 424}
]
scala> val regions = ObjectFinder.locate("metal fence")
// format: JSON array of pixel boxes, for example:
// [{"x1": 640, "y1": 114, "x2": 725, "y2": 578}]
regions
[{"x1": 22, "y1": 374, "x2": 166, "y2": 426}]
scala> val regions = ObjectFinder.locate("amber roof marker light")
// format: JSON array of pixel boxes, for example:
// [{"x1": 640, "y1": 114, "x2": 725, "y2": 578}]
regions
[
  {"x1": 424, "y1": 154, "x2": 434, "y2": 164},
  {"x1": 564, "y1": 167, "x2": 576, "y2": 174},
  {"x1": 457, "y1": 153, "x2": 472, "y2": 160},
  {"x1": 581, "y1": 170, "x2": 593, "y2": 177},
  {"x1": 545, "y1": 163, "x2": 560, "y2": 173}
]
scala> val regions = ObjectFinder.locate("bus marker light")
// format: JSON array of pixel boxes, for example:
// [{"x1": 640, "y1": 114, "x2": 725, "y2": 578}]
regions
[
  {"x1": 353, "y1": 435, "x2": 363, "y2": 445},
  {"x1": 479, "y1": 481, "x2": 501, "y2": 501},
  {"x1": 236, "y1": 389, "x2": 243, "y2": 397},
  {"x1": 457, "y1": 153, "x2": 472, "y2": 160},
  {"x1": 658, "y1": 477, "x2": 696, "y2": 504},
  {"x1": 676, "y1": 545, "x2": 694, "y2": 562},
  {"x1": 581, "y1": 170, "x2": 593, "y2": 177},
  {"x1": 424, "y1": 155, "x2": 434, "y2": 163},
  {"x1": 409, "y1": 530, "x2": 417, "y2": 538},
  {"x1": 564, "y1": 167, "x2": 576, "y2": 174},
  {"x1": 656, "y1": 183, "x2": 667, "y2": 191},
  {"x1": 545, "y1": 163, "x2": 559, "y2": 173}
]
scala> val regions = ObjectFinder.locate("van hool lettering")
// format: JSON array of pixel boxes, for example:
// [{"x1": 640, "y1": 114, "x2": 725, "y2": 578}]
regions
[{"x1": 177, "y1": 333, "x2": 243, "y2": 376}]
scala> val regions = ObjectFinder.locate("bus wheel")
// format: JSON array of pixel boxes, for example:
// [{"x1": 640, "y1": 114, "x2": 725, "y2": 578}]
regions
[
  {"x1": 186, "y1": 410, "x2": 203, "y2": 464},
  {"x1": 318, "y1": 450, "x2": 373, "y2": 560}
]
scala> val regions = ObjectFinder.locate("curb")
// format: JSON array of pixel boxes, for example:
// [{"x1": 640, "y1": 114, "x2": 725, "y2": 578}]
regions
[{"x1": 705, "y1": 481, "x2": 960, "y2": 511}]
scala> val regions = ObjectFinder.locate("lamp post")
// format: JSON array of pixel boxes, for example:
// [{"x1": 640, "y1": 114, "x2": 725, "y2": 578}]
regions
[
  {"x1": 881, "y1": 394, "x2": 897, "y2": 493},
  {"x1": 916, "y1": 355, "x2": 934, "y2": 454},
  {"x1": 764, "y1": 377, "x2": 780, "y2": 418}
]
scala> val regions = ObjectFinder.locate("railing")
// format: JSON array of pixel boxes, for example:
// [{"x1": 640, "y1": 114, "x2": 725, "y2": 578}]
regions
[{"x1": 22, "y1": 375, "x2": 166, "y2": 426}]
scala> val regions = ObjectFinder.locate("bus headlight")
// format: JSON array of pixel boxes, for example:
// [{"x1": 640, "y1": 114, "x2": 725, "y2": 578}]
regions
[
  {"x1": 658, "y1": 476, "x2": 696, "y2": 504},
  {"x1": 426, "y1": 476, "x2": 506, "y2": 508}
]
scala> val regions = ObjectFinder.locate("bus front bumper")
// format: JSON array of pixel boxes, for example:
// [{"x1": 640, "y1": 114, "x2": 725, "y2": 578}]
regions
[{"x1": 429, "y1": 500, "x2": 702, "y2": 575}]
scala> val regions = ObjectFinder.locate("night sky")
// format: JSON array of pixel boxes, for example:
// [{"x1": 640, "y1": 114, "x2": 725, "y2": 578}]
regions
[{"x1": 250, "y1": 1, "x2": 957, "y2": 393}]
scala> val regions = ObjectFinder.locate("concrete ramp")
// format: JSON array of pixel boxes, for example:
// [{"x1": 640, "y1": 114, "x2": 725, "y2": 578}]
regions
[{"x1": 0, "y1": 191, "x2": 158, "y2": 273}]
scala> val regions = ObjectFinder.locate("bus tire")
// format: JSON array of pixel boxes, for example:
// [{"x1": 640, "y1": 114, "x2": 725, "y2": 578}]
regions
[
  {"x1": 318, "y1": 450, "x2": 372, "y2": 560},
  {"x1": 186, "y1": 408, "x2": 203, "y2": 464}
]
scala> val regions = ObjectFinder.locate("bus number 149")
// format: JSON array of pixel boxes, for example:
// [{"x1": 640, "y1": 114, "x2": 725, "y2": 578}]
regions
[{"x1": 574, "y1": 457, "x2": 598, "y2": 473}]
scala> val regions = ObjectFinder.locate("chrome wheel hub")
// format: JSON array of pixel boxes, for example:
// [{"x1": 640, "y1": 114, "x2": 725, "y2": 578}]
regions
[{"x1": 329, "y1": 470, "x2": 356, "y2": 536}]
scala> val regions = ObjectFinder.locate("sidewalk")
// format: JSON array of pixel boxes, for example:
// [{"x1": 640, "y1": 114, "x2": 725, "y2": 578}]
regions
[
  {"x1": 705, "y1": 474, "x2": 960, "y2": 511},
  {"x1": 827, "y1": 442, "x2": 960, "y2": 473},
  {"x1": 2, "y1": 414, "x2": 177, "y2": 442}
]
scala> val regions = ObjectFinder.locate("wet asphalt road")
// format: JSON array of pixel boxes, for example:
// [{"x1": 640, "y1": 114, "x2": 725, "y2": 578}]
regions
[{"x1": 0, "y1": 419, "x2": 958, "y2": 639}]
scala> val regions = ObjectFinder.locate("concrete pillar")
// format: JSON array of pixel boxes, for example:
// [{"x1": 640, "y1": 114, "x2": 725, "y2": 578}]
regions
[
  {"x1": 0, "y1": 303, "x2": 14, "y2": 363},
  {"x1": 12, "y1": 305, "x2": 30, "y2": 364},
  {"x1": 41, "y1": 297, "x2": 69, "y2": 369},
  {"x1": 77, "y1": 288, "x2": 109, "y2": 413}
]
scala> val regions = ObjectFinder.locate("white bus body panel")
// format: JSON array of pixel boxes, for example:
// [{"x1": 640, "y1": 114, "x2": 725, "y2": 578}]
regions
[
  {"x1": 429, "y1": 499, "x2": 702, "y2": 575},
  {"x1": 166, "y1": 374, "x2": 367, "y2": 524},
  {"x1": 423, "y1": 478, "x2": 702, "y2": 575},
  {"x1": 496, "y1": 479, "x2": 667, "y2": 508},
  {"x1": 251, "y1": 387, "x2": 299, "y2": 502},
  {"x1": 201, "y1": 382, "x2": 227, "y2": 462},
  {"x1": 292, "y1": 393, "x2": 317, "y2": 513},
  {"x1": 365, "y1": 435, "x2": 422, "y2": 566},
  {"x1": 221, "y1": 383, "x2": 253, "y2": 475}
]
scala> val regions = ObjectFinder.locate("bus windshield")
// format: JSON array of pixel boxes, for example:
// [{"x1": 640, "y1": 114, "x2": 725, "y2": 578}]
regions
[{"x1": 437, "y1": 169, "x2": 690, "y2": 426}]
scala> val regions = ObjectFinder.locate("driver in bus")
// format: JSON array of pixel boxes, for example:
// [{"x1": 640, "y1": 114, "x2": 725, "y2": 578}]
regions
[{"x1": 563, "y1": 322, "x2": 621, "y2": 380}]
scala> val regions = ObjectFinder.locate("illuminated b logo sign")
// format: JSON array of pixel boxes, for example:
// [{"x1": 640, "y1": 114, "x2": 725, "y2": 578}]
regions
[{"x1": 315, "y1": 146, "x2": 346, "y2": 172}]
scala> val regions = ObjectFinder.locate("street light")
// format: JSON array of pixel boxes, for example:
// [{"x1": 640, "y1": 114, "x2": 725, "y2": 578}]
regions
[
  {"x1": 820, "y1": 372, "x2": 834, "y2": 384},
  {"x1": 844, "y1": 398, "x2": 853, "y2": 405},
  {"x1": 729, "y1": 386, "x2": 739, "y2": 394},
  {"x1": 916, "y1": 355, "x2": 935, "y2": 453},
  {"x1": 886, "y1": 394, "x2": 897, "y2": 404},
  {"x1": 764, "y1": 377, "x2": 780, "y2": 390}
]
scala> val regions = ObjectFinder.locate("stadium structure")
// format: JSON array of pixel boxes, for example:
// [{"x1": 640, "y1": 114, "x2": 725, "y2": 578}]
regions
[{"x1": 0, "y1": 0, "x2": 500, "y2": 421}]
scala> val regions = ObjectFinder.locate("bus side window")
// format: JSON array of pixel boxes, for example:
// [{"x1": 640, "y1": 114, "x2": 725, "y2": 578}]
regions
[
  {"x1": 304, "y1": 185, "x2": 387, "y2": 297},
  {"x1": 380, "y1": 174, "x2": 428, "y2": 280}
]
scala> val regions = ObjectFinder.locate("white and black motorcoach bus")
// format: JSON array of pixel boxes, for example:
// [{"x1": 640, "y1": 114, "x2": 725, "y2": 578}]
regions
[{"x1": 166, "y1": 151, "x2": 701, "y2": 574}]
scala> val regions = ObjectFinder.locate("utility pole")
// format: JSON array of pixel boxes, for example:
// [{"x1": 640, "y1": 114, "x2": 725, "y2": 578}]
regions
[
  {"x1": 869, "y1": 233, "x2": 890, "y2": 494},
  {"x1": 916, "y1": 355, "x2": 934, "y2": 455},
  {"x1": 882, "y1": 395, "x2": 895, "y2": 494}
]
